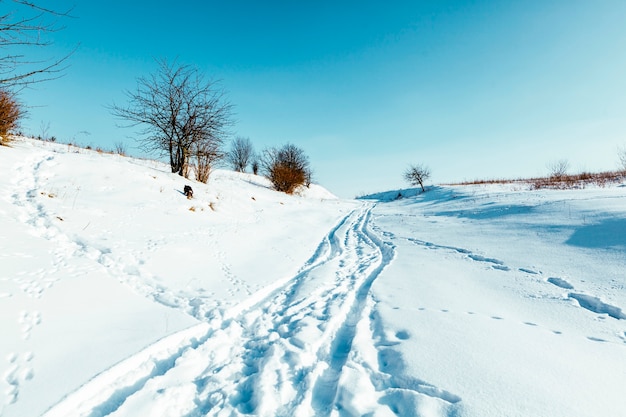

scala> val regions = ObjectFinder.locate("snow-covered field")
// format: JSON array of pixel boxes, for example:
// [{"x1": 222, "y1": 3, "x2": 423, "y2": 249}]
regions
[{"x1": 1, "y1": 138, "x2": 625, "y2": 417}]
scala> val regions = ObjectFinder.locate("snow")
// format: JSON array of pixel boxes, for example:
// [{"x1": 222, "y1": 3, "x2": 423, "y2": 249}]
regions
[{"x1": 1, "y1": 137, "x2": 626, "y2": 417}]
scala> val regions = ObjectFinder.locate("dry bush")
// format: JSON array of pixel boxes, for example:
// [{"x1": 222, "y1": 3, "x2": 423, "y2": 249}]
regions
[
  {"x1": 260, "y1": 144, "x2": 311, "y2": 194},
  {"x1": 449, "y1": 170, "x2": 624, "y2": 190},
  {"x1": 194, "y1": 157, "x2": 211, "y2": 183},
  {"x1": 0, "y1": 89, "x2": 22, "y2": 145},
  {"x1": 532, "y1": 171, "x2": 623, "y2": 190},
  {"x1": 270, "y1": 163, "x2": 307, "y2": 194},
  {"x1": 449, "y1": 178, "x2": 526, "y2": 186},
  {"x1": 114, "y1": 141, "x2": 127, "y2": 156},
  {"x1": 192, "y1": 139, "x2": 221, "y2": 183}
]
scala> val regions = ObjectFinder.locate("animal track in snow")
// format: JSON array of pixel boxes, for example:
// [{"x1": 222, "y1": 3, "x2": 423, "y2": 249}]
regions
[
  {"x1": 407, "y1": 238, "x2": 511, "y2": 271},
  {"x1": 18, "y1": 310, "x2": 42, "y2": 340},
  {"x1": 568, "y1": 293, "x2": 626, "y2": 320},
  {"x1": 3, "y1": 351, "x2": 34, "y2": 405},
  {"x1": 416, "y1": 306, "x2": 566, "y2": 337},
  {"x1": 547, "y1": 277, "x2": 574, "y2": 290},
  {"x1": 415, "y1": 306, "x2": 626, "y2": 347},
  {"x1": 545, "y1": 276, "x2": 626, "y2": 320}
]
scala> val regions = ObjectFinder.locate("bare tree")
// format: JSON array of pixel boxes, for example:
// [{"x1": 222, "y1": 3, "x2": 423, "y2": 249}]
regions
[
  {"x1": 547, "y1": 159, "x2": 569, "y2": 179},
  {"x1": 260, "y1": 143, "x2": 312, "y2": 194},
  {"x1": 0, "y1": 88, "x2": 23, "y2": 144},
  {"x1": 227, "y1": 136, "x2": 254, "y2": 172},
  {"x1": 618, "y1": 145, "x2": 626, "y2": 174},
  {"x1": 110, "y1": 59, "x2": 234, "y2": 176},
  {"x1": 404, "y1": 163, "x2": 431, "y2": 192},
  {"x1": 1, "y1": 1, "x2": 74, "y2": 87}
]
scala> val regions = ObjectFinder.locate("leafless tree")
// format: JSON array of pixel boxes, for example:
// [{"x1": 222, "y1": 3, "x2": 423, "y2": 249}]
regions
[
  {"x1": 1, "y1": 1, "x2": 74, "y2": 87},
  {"x1": 404, "y1": 163, "x2": 431, "y2": 192},
  {"x1": 227, "y1": 136, "x2": 254, "y2": 172},
  {"x1": 0, "y1": 88, "x2": 22, "y2": 144},
  {"x1": 110, "y1": 59, "x2": 234, "y2": 176},
  {"x1": 617, "y1": 145, "x2": 626, "y2": 174},
  {"x1": 260, "y1": 143, "x2": 312, "y2": 194},
  {"x1": 547, "y1": 159, "x2": 569, "y2": 179}
]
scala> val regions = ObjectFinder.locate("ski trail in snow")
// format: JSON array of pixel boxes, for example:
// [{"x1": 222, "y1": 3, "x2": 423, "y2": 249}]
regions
[{"x1": 42, "y1": 205, "x2": 461, "y2": 417}]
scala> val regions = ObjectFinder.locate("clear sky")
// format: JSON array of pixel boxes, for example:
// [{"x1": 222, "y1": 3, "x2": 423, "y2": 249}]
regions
[{"x1": 16, "y1": 0, "x2": 626, "y2": 198}]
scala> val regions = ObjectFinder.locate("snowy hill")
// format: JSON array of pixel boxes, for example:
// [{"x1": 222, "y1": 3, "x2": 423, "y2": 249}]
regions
[{"x1": 1, "y1": 138, "x2": 626, "y2": 417}]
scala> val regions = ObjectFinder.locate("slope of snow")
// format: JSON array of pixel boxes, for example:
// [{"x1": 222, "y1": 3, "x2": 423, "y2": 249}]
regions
[
  {"x1": 0, "y1": 138, "x2": 356, "y2": 417},
  {"x1": 366, "y1": 184, "x2": 626, "y2": 417},
  {"x1": 2, "y1": 138, "x2": 625, "y2": 417}
]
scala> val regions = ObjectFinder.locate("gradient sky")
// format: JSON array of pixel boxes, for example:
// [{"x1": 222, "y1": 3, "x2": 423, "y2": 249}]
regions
[{"x1": 17, "y1": 0, "x2": 626, "y2": 197}]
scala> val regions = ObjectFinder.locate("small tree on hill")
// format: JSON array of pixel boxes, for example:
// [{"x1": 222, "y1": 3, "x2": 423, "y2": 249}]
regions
[
  {"x1": 547, "y1": 159, "x2": 569, "y2": 179},
  {"x1": 0, "y1": 89, "x2": 23, "y2": 145},
  {"x1": 260, "y1": 143, "x2": 312, "y2": 194},
  {"x1": 404, "y1": 163, "x2": 431, "y2": 192},
  {"x1": 227, "y1": 136, "x2": 254, "y2": 172}
]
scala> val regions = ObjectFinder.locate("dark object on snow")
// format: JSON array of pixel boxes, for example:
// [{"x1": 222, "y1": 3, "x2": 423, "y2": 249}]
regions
[{"x1": 184, "y1": 185, "x2": 193, "y2": 199}]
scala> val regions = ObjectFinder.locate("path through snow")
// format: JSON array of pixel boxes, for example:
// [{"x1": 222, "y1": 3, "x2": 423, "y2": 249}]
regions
[{"x1": 42, "y1": 205, "x2": 458, "y2": 417}]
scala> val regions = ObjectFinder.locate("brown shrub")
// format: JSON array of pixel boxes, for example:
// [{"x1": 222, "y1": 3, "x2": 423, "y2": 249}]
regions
[
  {"x1": 260, "y1": 144, "x2": 312, "y2": 194},
  {"x1": 270, "y1": 163, "x2": 307, "y2": 194},
  {"x1": 0, "y1": 89, "x2": 22, "y2": 145}
]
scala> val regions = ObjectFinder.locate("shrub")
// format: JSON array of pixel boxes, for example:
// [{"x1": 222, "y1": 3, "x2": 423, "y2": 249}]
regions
[
  {"x1": 114, "y1": 141, "x2": 127, "y2": 156},
  {"x1": 260, "y1": 143, "x2": 312, "y2": 194},
  {"x1": 192, "y1": 139, "x2": 220, "y2": 183},
  {"x1": 0, "y1": 89, "x2": 22, "y2": 145}
]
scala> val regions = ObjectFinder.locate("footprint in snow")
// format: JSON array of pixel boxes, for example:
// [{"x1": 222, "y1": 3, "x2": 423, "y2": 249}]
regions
[
  {"x1": 547, "y1": 277, "x2": 574, "y2": 290},
  {"x1": 18, "y1": 311, "x2": 41, "y2": 340},
  {"x1": 3, "y1": 352, "x2": 35, "y2": 405}
]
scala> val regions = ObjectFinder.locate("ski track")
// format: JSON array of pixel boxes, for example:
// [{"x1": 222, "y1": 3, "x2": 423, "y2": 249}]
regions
[{"x1": 41, "y1": 204, "x2": 462, "y2": 417}]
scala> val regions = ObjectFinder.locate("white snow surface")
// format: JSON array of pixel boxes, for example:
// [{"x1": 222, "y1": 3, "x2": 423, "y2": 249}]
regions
[{"x1": 1, "y1": 137, "x2": 625, "y2": 417}]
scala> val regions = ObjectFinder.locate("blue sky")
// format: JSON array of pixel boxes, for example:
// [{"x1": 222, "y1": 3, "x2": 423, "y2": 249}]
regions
[{"x1": 17, "y1": 0, "x2": 626, "y2": 197}]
